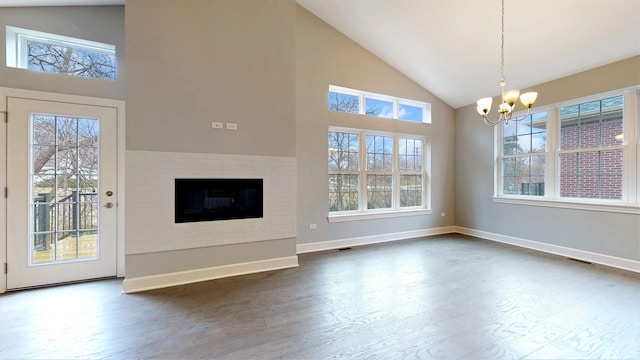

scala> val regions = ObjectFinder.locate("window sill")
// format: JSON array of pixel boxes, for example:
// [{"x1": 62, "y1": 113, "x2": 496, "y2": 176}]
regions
[
  {"x1": 493, "y1": 196, "x2": 640, "y2": 214},
  {"x1": 328, "y1": 209, "x2": 432, "y2": 223}
]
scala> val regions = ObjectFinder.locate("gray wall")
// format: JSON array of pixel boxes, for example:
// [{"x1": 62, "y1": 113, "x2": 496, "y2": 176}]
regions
[
  {"x1": 0, "y1": 6, "x2": 125, "y2": 100},
  {"x1": 125, "y1": 0, "x2": 295, "y2": 156},
  {"x1": 455, "y1": 56, "x2": 640, "y2": 261},
  {"x1": 124, "y1": 0, "x2": 297, "y2": 278},
  {"x1": 295, "y1": 6, "x2": 457, "y2": 245}
]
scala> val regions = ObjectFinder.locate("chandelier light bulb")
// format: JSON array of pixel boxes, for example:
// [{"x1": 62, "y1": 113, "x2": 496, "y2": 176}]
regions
[
  {"x1": 499, "y1": 102, "x2": 512, "y2": 114},
  {"x1": 503, "y1": 90, "x2": 520, "y2": 106},
  {"x1": 476, "y1": 97, "x2": 493, "y2": 116},
  {"x1": 520, "y1": 92, "x2": 538, "y2": 109}
]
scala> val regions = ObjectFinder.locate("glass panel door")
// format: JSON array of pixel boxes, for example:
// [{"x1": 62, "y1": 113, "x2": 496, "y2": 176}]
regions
[{"x1": 7, "y1": 97, "x2": 117, "y2": 290}]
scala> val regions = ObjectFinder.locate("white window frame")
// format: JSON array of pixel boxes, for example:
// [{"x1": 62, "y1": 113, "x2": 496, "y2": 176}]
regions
[
  {"x1": 6, "y1": 26, "x2": 116, "y2": 79},
  {"x1": 329, "y1": 127, "x2": 431, "y2": 222},
  {"x1": 329, "y1": 85, "x2": 431, "y2": 124},
  {"x1": 494, "y1": 87, "x2": 640, "y2": 214}
]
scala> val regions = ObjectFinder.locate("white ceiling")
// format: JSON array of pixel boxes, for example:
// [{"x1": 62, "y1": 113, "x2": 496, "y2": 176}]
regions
[
  {"x1": 2, "y1": 0, "x2": 639, "y2": 108},
  {"x1": 298, "y1": 0, "x2": 640, "y2": 108}
]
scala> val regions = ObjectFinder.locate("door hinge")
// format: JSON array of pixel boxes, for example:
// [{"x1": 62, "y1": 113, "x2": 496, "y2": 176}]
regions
[
  {"x1": 3, "y1": 263, "x2": 6, "y2": 274},
  {"x1": 3, "y1": 187, "x2": 6, "y2": 198},
  {"x1": 1, "y1": 111, "x2": 6, "y2": 123}
]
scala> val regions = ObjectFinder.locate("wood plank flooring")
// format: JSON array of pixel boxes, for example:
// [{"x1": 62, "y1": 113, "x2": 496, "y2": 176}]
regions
[{"x1": 1, "y1": 234, "x2": 639, "y2": 359}]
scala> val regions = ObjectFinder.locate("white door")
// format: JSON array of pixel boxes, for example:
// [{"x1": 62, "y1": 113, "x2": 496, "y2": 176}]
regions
[{"x1": 6, "y1": 97, "x2": 118, "y2": 289}]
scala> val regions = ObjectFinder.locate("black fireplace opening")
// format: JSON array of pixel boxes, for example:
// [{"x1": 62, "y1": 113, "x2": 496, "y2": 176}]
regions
[{"x1": 175, "y1": 178, "x2": 263, "y2": 223}]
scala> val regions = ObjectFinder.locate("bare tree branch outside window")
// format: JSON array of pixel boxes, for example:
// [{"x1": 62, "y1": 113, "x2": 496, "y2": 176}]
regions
[{"x1": 27, "y1": 40, "x2": 116, "y2": 80}]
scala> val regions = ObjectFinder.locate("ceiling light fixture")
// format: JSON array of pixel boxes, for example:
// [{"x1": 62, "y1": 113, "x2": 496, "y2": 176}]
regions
[{"x1": 477, "y1": 0, "x2": 538, "y2": 126}]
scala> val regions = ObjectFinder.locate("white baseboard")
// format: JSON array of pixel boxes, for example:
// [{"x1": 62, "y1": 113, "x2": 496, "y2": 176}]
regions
[
  {"x1": 122, "y1": 256, "x2": 299, "y2": 294},
  {"x1": 121, "y1": 225, "x2": 638, "y2": 293},
  {"x1": 455, "y1": 226, "x2": 640, "y2": 273},
  {"x1": 296, "y1": 226, "x2": 456, "y2": 254}
]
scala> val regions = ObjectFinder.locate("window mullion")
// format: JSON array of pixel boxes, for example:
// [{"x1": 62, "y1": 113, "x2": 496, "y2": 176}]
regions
[
  {"x1": 393, "y1": 135, "x2": 399, "y2": 210},
  {"x1": 359, "y1": 130, "x2": 367, "y2": 212},
  {"x1": 495, "y1": 123, "x2": 502, "y2": 196},
  {"x1": 547, "y1": 107, "x2": 558, "y2": 200},
  {"x1": 393, "y1": 100, "x2": 399, "y2": 120},
  {"x1": 623, "y1": 90, "x2": 637, "y2": 203},
  {"x1": 16, "y1": 34, "x2": 29, "y2": 68}
]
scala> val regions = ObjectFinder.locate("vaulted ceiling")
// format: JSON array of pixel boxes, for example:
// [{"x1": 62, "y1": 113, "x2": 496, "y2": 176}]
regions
[{"x1": 2, "y1": 0, "x2": 639, "y2": 108}]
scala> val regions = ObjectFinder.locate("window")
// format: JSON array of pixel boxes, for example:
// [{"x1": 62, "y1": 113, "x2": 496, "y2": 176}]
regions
[
  {"x1": 328, "y1": 131, "x2": 360, "y2": 211},
  {"x1": 398, "y1": 138, "x2": 424, "y2": 206},
  {"x1": 559, "y1": 96, "x2": 623, "y2": 200},
  {"x1": 500, "y1": 111, "x2": 548, "y2": 196},
  {"x1": 495, "y1": 88, "x2": 639, "y2": 212},
  {"x1": 6, "y1": 26, "x2": 116, "y2": 80},
  {"x1": 365, "y1": 98, "x2": 394, "y2": 119},
  {"x1": 329, "y1": 128, "x2": 430, "y2": 219},
  {"x1": 366, "y1": 134, "x2": 393, "y2": 209},
  {"x1": 328, "y1": 85, "x2": 431, "y2": 123},
  {"x1": 328, "y1": 90, "x2": 360, "y2": 114}
]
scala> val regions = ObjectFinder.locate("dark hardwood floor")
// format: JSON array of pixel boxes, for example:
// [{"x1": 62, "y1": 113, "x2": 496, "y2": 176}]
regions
[{"x1": 1, "y1": 234, "x2": 639, "y2": 359}]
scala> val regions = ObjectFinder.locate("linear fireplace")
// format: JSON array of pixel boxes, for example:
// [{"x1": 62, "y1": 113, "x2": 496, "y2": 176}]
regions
[{"x1": 175, "y1": 178, "x2": 263, "y2": 223}]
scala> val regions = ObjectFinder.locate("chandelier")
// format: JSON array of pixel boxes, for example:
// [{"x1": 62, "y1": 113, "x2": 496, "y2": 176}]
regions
[{"x1": 477, "y1": 0, "x2": 538, "y2": 126}]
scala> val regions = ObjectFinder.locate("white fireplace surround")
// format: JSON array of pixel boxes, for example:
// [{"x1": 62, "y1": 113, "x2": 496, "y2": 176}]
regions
[{"x1": 125, "y1": 150, "x2": 297, "y2": 255}]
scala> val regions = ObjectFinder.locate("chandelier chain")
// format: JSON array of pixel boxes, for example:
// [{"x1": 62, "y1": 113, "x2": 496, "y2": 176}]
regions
[
  {"x1": 500, "y1": 0, "x2": 505, "y2": 83},
  {"x1": 477, "y1": 0, "x2": 538, "y2": 126}
]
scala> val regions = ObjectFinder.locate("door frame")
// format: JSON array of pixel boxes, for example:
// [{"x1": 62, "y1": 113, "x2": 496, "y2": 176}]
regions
[{"x1": 0, "y1": 87, "x2": 125, "y2": 293}]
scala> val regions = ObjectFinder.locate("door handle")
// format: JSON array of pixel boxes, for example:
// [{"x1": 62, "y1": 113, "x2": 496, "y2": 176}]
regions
[{"x1": 104, "y1": 202, "x2": 114, "y2": 209}]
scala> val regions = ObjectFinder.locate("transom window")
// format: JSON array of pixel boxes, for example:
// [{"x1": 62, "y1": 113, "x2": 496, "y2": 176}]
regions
[
  {"x1": 495, "y1": 88, "x2": 639, "y2": 211},
  {"x1": 329, "y1": 128, "x2": 429, "y2": 216},
  {"x1": 6, "y1": 26, "x2": 116, "y2": 80},
  {"x1": 328, "y1": 85, "x2": 431, "y2": 123}
]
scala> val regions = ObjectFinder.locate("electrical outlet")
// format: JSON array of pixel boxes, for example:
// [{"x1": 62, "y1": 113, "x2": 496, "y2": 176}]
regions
[
  {"x1": 309, "y1": 224, "x2": 317, "y2": 230},
  {"x1": 211, "y1": 122, "x2": 223, "y2": 129},
  {"x1": 226, "y1": 123, "x2": 238, "y2": 130}
]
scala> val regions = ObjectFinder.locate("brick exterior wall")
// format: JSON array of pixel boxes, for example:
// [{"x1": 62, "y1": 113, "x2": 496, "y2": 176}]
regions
[{"x1": 559, "y1": 116, "x2": 623, "y2": 199}]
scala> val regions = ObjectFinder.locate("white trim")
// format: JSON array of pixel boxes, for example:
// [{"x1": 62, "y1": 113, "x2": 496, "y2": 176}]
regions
[
  {"x1": 6, "y1": 26, "x2": 115, "y2": 55},
  {"x1": 0, "y1": 87, "x2": 124, "y2": 108},
  {"x1": 296, "y1": 226, "x2": 455, "y2": 254},
  {"x1": 455, "y1": 226, "x2": 640, "y2": 273},
  {"x1": 493, "y1": 196, "x2": 640, "y2": 214},
  {"x1": 0, "y1": 105, "x2": 6, "y2": 293},
  {"x1": 328, "y1": 209, "x2": 432, "y2": 223},
  {"x1": 116, "y1": 101, "x2": 126, "y2": 277},
  {"x1": 122, "y1": 256, "x2": 299, "y2": 294},
  {"x1": 0, "y1": 87, "x2": 125, "y2": 293}
]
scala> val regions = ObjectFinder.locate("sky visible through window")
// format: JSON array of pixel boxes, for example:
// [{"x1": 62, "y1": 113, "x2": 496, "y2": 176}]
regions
[
  {"x1": 328, "y1": 86, "x2": 429, "y2": 123},
  {"x1": 365, "y1": 98, "x2": 393, "y2": 118}
]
